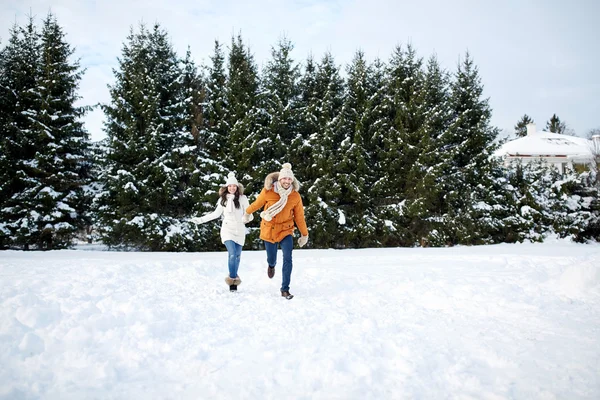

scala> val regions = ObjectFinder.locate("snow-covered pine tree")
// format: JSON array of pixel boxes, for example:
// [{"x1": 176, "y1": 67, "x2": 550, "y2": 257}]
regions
[
  {"x1": 0, "y1": 37, "x2": 7, "y2": 248},
  {"x1": 33, "y1": 13, "x2": 90, "y2": 248},
  {"x1": 506, "y1": 161, "x2": 563, "y2": 241},
  {"x1": 291, "y1": 54, "x2": 319, "y2": 186},
  {"x1": 514, "y1": 114, "x2": 534, "y2": 138},
  {"x1": 97, "y1": 23, "x2": 217, "y2": 251},
  {"x1": 0, "y1": 19, "x2": 43, "y2": 249},
  {"x1": 402, "y1": 55, "x2": 453, "y2": 246},
  {"x1": 179, "y1": 46, "x2": 224, "y2": 251},
  {"x1": 0, "y1": 21, "x2": 41, "y2": 249},
  {"x1": 257, "y1": 37, "x2": 301, "y2": 177},
  {"x1": 372, "y1": 44, "x2": 426, "y2": 246},
  {"x1": 503, "y1": 159, "x2": 599, "y2": 243},
  {"x1": 225, "y1": 34, "x2": 261, "y2": 180},
  {"x1": 303, "y1": 52, "x2": 345, "y2": 248},
  {"x1": 0, "y1": 14, "x2": 90, "y2": 250},
  {"x1": 548, "y1": 166, "x2": 600, "y2": 242},
  {"x1": 361, "y1": 58, "x2": 398, "y2": 246},
  {"x1": 83, "y1": 138, "x2": 108, "y2": 243},
  {"x1": 182, "y1": 47, "x2": 206, "y2": 150},
  {"x1": 202, "y1": 40, "x2": 228, "y2": 161},
  {"x1": 334, "y1": 50, "x2": 378, "y2": 248},
  {"x1": 435, "y1": 52, "x2": 500, "y2": 245}
]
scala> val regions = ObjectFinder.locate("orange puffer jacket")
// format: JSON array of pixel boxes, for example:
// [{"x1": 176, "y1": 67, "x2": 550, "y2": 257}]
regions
[{"x1": 246, "y1": 172, "x2": 309, "y2": 244}]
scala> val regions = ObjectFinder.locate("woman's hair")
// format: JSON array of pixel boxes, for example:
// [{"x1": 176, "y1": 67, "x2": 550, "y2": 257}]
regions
[{"x1": 220, "y1": 186, "x2": 241, "y2": 209}]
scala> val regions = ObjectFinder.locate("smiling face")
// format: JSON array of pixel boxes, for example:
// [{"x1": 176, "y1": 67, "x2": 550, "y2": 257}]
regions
[
  {"x1": 279, "y1": 177, "x2": 292, "y2": 189},
  {"x1": 227, "y1": 184, "x2": 238, "y2": 194}
]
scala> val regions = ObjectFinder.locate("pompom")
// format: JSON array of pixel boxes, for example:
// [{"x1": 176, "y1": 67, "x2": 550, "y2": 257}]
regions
[
  {"x1": 225, "y1": 172, "x2": 239, "y2": 186},
  {"x1": 281, "y1": 162, "x2": 292, "y2": 170},
  {"x1": 260, "y1": 211, "x2": 272, "y2": 221}
]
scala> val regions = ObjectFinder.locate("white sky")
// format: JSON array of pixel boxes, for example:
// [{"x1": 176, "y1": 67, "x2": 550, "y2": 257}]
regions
[
  {"x1": 1, "y1": 0, "x2": 599, "y2": 142},
  {"x1": 1, "y1": 240, "x2": 599, "y2": 398}
]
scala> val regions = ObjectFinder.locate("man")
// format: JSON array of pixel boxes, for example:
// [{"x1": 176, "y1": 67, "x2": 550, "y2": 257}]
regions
[{"x1": 245, "y1": 163, "x2": 309, "y2": 299}]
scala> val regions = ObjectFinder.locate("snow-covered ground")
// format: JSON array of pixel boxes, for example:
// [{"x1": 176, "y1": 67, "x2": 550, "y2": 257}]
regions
[{"x1": 1, "y1": 240, "x2": 599, "y2": 399}]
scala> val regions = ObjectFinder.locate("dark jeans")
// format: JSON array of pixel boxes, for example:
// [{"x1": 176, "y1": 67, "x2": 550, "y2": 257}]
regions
[
  {"x1": 224, "y1": 240, "x2": 242, "y2": 279},
  {"x1": 264, "y1": 234, "x2": 293, "y2": 291}
]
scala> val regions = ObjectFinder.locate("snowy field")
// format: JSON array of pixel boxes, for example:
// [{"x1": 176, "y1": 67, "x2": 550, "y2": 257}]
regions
[{"x1": 1, "y1": 240, "x2": 599, "y2": 400}]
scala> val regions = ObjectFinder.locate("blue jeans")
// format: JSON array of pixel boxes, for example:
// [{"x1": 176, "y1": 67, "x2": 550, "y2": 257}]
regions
[
  {"x1": 224, "y1": 240, "x2": 242, "y2": 279},
  {"x1": 264, "y1": 235, "x2": 293, "y2": 292}
]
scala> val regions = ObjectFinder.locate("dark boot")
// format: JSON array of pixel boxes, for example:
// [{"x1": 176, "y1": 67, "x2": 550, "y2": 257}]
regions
[
  {"x1": 267, "y1": 265, "x2": 275, "y2": 279},
  {"x1": 230, "y1": 285, "x2": 237, "y2": 292},
  {"x1": 281, "y1": 290, "x2": 294, "y2": 300}
]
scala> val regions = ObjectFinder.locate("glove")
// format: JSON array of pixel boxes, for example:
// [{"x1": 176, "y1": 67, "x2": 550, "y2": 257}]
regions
[
  {"x1": 190, "y1": 217, "x2": 205, "y2": 224},
  {"x1": 298, "y1": 235, "x2": 308, "y2": 248},
  {"x1": 242, "y1": 213, "x2": 253, "y2": 224}
]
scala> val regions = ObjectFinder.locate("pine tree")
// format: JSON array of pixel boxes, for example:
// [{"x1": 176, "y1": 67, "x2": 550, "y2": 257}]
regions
[
  {"x1": 403, "y1": 55, "x2": 453, "y2": 245},
  {"x1": 435, "y1": 52, "x2": 500, "y2": 245},
  {"x1": 287, "y1": 54, "x2": 320, "y2": 247},
  {"x1": 504, "y1": 161, "x2": 564, "y2": 242},
  {"x1": 0, "y1": 19, "x2": 41, "y2": 249},
  {"x1": 34, "y1": 13, "x2": 90, "y2": 248},
  {"x1": 0, "y1": 14, "x2": 89, "y2": 249},
  {"x1": 361, "y1": 57, "x2": 397, "y2": 246},
  {"x1": 226, "y1": 34, "x2": 261, "y2": 180},
  {"x1": 252, "y1": 37, "x2": 301, "y2": 181},
  {"x1": 97, "y1": 23, "x2": 218, "y2": 250},
  {"x1": 545, "y1": 114, "x2": 566, "y2": 134},
  {"x1": 291, "y1": 54, "x2": 319, "y2": 184},
  {"x1": 514, "y1": 114, "x2": 534, "y2": 137},
  {"x1": 300, "y1": 52, "x2": 346, "y2": 247},
  {"x1": 372, "y1": 44, "x2": 426, "y2": 246},
  {"x1": 202, "y1": 41, "x2": 228, "y2": 160},
  {"x1": 334, "y1": 50, "x2": 377, "y2": 247}
]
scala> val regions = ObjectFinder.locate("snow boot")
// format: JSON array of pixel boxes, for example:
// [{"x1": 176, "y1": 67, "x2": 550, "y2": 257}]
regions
[
  {"x1": 281, "y1": 290, "x2": 294, "y2": 300},
  {"x1": 268, "y1": 265, "x2": 275, "y2": 279},
  {"x1": 225, "y1": 276, "x2": 242, "y2": 292}
]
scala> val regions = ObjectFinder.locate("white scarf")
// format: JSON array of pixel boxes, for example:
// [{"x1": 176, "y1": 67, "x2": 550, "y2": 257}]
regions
[
  {"x1": 260, "y1": 182, "x2": 293, "y2": 221},
  {"x1": 226, "y1": 194, "x2": 236, "y2": 213}
]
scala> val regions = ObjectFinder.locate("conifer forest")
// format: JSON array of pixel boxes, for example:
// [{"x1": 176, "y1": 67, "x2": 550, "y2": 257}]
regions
[{"x1": 1, "y1": 15, "x2": 599, "y2": 251}]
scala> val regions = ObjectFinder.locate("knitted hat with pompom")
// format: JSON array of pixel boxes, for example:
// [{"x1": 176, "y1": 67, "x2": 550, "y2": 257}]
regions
[
  {"x1": 225, "y1": 172, "x2": 238, "y2": 186},
  {"x1": 278, "y1": 163, "x2": 294, "y2": 181}
]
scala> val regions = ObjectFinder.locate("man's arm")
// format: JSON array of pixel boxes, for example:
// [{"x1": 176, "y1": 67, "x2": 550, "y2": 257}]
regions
[
  {"x1": 246, "y1": 188, "x2": 267, "y2": 215},
  {"x1": 293, "y1": 196, "x2": 309, "y2": 237}
]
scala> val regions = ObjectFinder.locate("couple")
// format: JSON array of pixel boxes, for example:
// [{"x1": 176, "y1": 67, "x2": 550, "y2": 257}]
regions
[{"x1": 191, "y1": 163, "x2": 308, "y2": 300}]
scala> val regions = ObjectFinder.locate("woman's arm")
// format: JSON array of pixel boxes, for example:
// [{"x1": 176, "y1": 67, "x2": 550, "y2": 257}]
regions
[
  {"x1": 241, "y1": 195, "x2": 254, "y2": 223},
  {"x1": 191, "y1": 201, "x2": 224, "y2": 224}
]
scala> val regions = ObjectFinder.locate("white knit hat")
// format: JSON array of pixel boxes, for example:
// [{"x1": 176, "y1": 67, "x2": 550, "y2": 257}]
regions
[
  {"x1": 278, "y1": 163, "x2": 294, "y2": 181},
  {"x1": 225, "y1": 172, "x2": 239, "y2": 186}
]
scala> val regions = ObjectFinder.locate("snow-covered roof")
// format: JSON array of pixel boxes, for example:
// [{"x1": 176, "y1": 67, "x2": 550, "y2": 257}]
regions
[{"x1": 495, "y1": 124, "x2": 593, "y2": 162}]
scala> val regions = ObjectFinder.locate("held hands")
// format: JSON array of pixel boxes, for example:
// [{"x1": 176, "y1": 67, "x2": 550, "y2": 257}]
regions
[
  {"x1": 298, "y1": 235, "x2": 309, "y2": 248},
  {"x1": 242, "y1": 213, "x2": 254, "y2": 224}
]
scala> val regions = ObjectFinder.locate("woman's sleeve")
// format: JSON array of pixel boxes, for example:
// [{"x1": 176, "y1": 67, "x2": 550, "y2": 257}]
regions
[
  {"x1": 199, "y1": 201, "x2": 224, "y2": 223},
  {"x1": 241, "y1": 195, "x2": 251, "y2": 212}
]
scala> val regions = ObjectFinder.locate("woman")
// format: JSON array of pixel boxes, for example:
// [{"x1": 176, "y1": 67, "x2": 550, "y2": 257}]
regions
[{"x1": 191, "y1": 172, "x2": 253, "y2": 292}]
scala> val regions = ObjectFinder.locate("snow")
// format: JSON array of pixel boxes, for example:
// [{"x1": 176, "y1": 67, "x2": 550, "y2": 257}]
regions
[
  {"x1": 1, "y1": 240, "x2": 599, "y2": 399},
  {"x1": 337, "y1": 209, "x2": 346, "y2": 225},
  {"x1": 496, "y1": 130, "x2": 593, "y2": 161}
]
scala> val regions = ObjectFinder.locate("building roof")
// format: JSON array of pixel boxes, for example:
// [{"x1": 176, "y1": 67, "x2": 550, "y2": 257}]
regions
[{"x1": 495, "y1": 126, "x2": 593, "y2": 162}]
